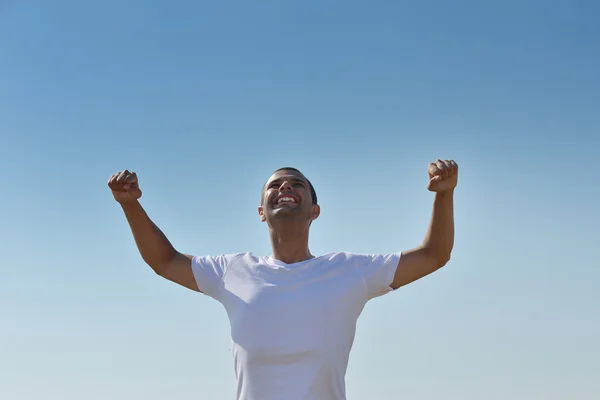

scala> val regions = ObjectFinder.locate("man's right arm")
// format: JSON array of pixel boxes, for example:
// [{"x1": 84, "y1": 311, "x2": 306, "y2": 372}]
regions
[
  {"x1": 108, "y1": 169, "x2": 200, "y2": 292},
  {"x1": 121, "y1": 201, "x2": 200, "y2": 292}
]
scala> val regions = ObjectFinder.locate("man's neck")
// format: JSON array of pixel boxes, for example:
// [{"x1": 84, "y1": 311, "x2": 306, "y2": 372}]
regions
[{"x1": 269, "y1": 223, "x2": 312, "y2": 264}]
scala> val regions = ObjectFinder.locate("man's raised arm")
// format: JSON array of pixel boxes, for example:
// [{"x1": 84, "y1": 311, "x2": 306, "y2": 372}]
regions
[
  {"x1": 108, "y1": 170, "x2": 199, "y2": 292},
  {"x1": 391, "y1": 159, "x2": 457, "y2": 289}
]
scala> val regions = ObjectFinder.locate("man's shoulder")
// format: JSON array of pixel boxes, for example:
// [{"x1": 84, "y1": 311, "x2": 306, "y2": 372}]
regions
[
  {"x1": 318, "y1": 251, "x2": 372, "y2": 260},
  {"x1": 316, "y1": 251, "x2": 400, "y2": 267},
  {"x1": 192, "y1": 252, "x2": 253, "y2": 267},
  {"x1": 313, "y1": 252, "x2": 377, "y2": 267}
]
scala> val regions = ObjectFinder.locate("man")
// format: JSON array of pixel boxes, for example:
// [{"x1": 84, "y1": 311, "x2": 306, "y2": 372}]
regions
[{"x1": 108, "y1": 159, "x2": 457, "y2": 400}]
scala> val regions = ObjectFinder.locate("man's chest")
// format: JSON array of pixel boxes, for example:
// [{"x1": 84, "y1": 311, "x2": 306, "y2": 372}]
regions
[{"x1": 219, "y1": 263, "x2": 367, "y2": 359}]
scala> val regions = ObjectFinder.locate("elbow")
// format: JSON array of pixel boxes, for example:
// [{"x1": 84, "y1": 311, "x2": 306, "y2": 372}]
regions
[
  {"x1": 436, "y1": 252, "x2": 451, "y2": 268},
  {"x1": 146, "y1": 261, "x2": 166, "y2": 276},
  {"x1": 143, "y1": 251, "x2": 178, "y2": 277},
  {"x1": 428, "y1": 249, "x2": 451, "y2": 269},
  {"x1": 152, "y1": 265, "x2": 167, "y2": 277},
  {"x1": 144, "y1": 258, "x2": 170, "y2": 277},
  {"x1": 421, "y1": 245, "x2": 452, "y2": 269}
]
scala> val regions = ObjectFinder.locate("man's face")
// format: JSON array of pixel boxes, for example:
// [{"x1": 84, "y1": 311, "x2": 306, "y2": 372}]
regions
[{"x1": 258, "y1": 169, "x2": 319, "y2": 224}]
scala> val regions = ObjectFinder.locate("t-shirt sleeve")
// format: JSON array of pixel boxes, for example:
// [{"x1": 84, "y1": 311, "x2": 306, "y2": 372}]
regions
[
  {"x1": 191, "y1": 254, "x2": 237, "y2": 298},
  {"x1": 355, "y1": 252, "x2": 402, "y2": 300}
]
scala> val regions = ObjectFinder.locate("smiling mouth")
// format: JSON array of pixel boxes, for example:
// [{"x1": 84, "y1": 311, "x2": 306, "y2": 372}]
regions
[{"x1": 274, "y1": 196, "x2": 298, "y2": 206}]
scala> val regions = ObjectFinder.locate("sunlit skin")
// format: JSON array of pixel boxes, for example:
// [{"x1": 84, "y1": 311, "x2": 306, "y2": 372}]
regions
[
  {"x1": 257, "y1": 169, "x2": 320, "y2": 265},
  {"x1": 107, "y1": 158, "x2": 457, "y2": 292}
]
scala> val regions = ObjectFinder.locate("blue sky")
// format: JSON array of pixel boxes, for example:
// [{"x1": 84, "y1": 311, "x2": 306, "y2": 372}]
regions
[{"x1": 1, "y1": 1, "x2": 599, "y2": 399}]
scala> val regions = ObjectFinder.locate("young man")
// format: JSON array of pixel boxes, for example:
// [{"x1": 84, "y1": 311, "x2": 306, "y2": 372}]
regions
[{"x1": 108, "y1": 159, "x2": 457, "y2": 400}]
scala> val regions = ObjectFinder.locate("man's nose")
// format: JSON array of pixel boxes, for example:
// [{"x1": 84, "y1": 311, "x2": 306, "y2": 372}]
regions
[{"x1": 279, "y1": 181, "x2": 292, "y2": 191}]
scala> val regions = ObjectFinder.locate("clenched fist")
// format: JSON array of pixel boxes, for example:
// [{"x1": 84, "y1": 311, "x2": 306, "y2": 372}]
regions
[
  {"x1": 108, "y1": 170, "x2": 142, "y2": 203},
  {"x1": 427, "y1": 159, "x2": 458, "y2": 193}
]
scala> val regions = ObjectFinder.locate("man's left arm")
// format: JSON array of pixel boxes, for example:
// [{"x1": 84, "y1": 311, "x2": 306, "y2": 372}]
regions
[{"x1": 391, "y1": 159, "x2": 458, "y2": 289}]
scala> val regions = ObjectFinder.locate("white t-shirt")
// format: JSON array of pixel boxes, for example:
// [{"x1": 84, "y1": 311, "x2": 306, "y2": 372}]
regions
[{"x1": 191, "y1": 251, "x2": 401, "y2": 400}]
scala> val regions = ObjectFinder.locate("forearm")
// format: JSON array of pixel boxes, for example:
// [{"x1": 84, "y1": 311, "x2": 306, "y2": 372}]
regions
[
  {"x1": 421, "y1": 190, "x2": 454, "y2": 264},
  {"x1": 121, "y1": 201, "x2": 178, "y2": 272}
]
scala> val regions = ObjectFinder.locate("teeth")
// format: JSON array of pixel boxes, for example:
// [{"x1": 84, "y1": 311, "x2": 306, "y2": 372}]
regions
[{"x1": 277, "y1": 197, "x2": 296, "y2": 204}]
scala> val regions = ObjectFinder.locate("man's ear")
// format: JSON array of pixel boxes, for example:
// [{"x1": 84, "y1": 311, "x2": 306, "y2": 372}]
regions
[
  {"x1": 310, "y1": 204, "x2": 320, "y2": 221},
  {"x1": 258, "y1": 206, "x2": 266, "y2": 222}
]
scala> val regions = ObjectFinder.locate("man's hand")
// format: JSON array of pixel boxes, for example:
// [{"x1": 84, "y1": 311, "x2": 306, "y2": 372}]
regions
[
  {"x1": 427, "y1": 159, "x2": 458, "y2": 193},
  {"x1": 108, "y1": 170, "x2": 142, "y2": 203}
]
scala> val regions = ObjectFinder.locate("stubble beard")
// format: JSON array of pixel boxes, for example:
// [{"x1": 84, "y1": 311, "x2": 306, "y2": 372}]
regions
[{"x1": 271, "y1": 206, "x2": 303, "y2": 220}]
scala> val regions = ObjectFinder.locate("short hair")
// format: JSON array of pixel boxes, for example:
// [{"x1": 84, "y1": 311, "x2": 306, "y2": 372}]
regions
[{"x1": 262, "y1": 167, "x2": 318, "y2": 205}]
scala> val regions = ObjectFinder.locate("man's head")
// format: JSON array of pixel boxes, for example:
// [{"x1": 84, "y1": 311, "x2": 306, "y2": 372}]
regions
[{"x1": 258, "y1": 167, "x2": 320, "y2": 225}]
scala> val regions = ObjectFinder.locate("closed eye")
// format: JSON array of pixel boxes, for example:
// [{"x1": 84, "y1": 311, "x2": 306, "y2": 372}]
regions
[{"x1": 268, "y1": 180, "x2": 305, "y2": 189}]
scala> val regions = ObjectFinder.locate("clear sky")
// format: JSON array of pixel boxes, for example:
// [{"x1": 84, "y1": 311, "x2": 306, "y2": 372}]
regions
[{"x1": 1, "y1": 1, "x2": 599, "y2": 399}]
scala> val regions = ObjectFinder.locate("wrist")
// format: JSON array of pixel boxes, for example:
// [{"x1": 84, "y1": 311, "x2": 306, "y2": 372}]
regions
[
  {"x1": 435, "y1": 188, "x2": 454, "y2": 197},
  {"x1": 120, "y1": 199, "x2": 142, "y2": 212}
]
